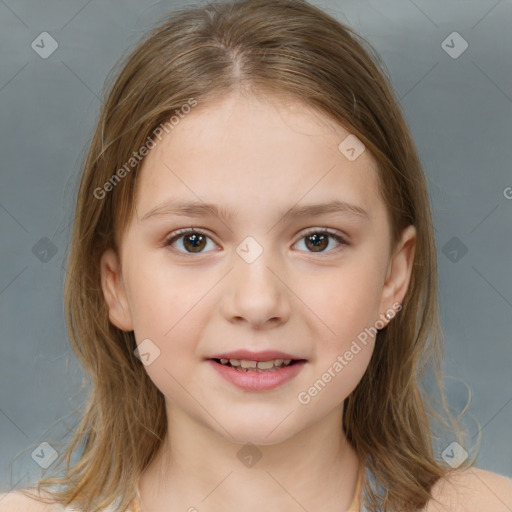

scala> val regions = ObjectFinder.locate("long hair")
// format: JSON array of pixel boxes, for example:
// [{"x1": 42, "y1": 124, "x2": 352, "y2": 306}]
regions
[{"x1": 18, "y1": 1, "x2": 476, "y2": 510}]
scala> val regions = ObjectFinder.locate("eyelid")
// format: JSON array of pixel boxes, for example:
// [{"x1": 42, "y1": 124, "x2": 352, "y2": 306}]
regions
[
  {"x1": 299, "y1": 226, "x2": 348, "y2": 242},
  {"x1": 162, "y1": 226, "x2": 349, "y2": 255},
  {"x1": 162, "y1": 227, "x2": 218, "y2": 250},
  {"x1": 295, "y1": 227, "x2": 349, "y2": 255}
]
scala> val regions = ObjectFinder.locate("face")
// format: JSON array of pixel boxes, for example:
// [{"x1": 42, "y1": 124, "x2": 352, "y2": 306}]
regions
[{"x1": 100, "y1": 92, "x2": 415, "y2": 445}]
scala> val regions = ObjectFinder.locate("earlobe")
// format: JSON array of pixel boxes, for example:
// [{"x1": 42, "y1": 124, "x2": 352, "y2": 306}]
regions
[
  {"x1": 379, "y1": 224, "x2": 417, "y2": 323},
  {"x1": 100, "y1": 248, "x2": 134, "y2": 331}
]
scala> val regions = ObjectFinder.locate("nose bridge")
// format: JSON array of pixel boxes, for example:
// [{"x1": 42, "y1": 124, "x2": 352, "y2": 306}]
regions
[
  {"x1": 223, "y1": 234, "x2": 289, "y2": 325},
  {"x1": 234, "y1": 235, "x2": 279, "y2": 296}
]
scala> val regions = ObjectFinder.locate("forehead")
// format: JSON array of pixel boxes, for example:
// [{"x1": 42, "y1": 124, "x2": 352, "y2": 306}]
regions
[{"x1": 134, "y1": 92, "x2": 385, "y2": 223}]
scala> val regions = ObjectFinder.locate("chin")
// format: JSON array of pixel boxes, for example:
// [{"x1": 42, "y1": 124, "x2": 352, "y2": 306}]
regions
[
  {"x1": 229, "y1": 429, "x2": 293, "y2": 447},
  {"x1": 211, "y1": 413, "x2": 302, "y2": 447}
]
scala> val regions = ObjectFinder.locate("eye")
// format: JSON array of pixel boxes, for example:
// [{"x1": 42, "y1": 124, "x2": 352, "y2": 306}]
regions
[
  {"x1": 294, "y1": 228, "x2": 348, "y2": 254},
  {"x1": 163, "y1": 227, "x2": 349, "y2": 256},
  {"x1": 163, "y1": 229, "x2": 218, "y2": 255}
]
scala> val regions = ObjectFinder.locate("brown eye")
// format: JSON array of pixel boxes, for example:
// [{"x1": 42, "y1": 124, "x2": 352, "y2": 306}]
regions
[
  {"x1": 305, "y1": 232, "x2": 329, "y2": 252},
  {"x1": 181, "y1": 233, "x2": 206, "y2": 252},
  {"x1": 294, "y1": 230, "x2": 347, "y2": 254},
  {"x1": 164, "y1": 230, "x2": 217, "y2": 254}
]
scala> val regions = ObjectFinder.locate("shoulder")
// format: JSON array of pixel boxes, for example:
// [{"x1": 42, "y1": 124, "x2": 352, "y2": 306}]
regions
[
  {"x1": 0, "y1": 488, "x2": 64, "y2": 511},
  {"x1": 425, "y1": 467, "x2": 512, "y2": 512}
]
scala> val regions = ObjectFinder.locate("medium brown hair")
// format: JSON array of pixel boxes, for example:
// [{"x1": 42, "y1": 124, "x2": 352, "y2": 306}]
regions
[{"x1": 17, "y1": 1, "x2": 477, "y2": 510}]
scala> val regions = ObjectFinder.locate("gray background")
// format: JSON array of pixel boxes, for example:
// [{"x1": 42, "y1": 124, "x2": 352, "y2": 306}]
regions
[{"x1": 1, "y1": 0, "x2": 511, "y2": 493}]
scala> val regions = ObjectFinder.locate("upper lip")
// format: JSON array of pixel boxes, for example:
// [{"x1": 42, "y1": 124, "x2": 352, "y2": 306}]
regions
[{"x1": 209, "y1": 350, "x2": 305, "y2": 362}]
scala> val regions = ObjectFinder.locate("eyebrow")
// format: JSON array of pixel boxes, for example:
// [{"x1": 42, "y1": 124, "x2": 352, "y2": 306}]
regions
[{"x1": 140, "y1": 198, "x2": 370, "y2": 224}]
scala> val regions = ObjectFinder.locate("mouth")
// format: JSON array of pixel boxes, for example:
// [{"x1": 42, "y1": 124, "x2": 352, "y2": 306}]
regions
[
  {"x1": 210, "y1": 357, "x2": 303, "y2": 372},
  {"x1": 207, "y1": 352, "x2": 307, "y2": 391}
]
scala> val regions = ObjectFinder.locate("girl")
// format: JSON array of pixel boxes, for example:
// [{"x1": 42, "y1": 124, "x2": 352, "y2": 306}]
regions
[{"x1": 3, "y1": 0, "x2": 512, "y2": 511}]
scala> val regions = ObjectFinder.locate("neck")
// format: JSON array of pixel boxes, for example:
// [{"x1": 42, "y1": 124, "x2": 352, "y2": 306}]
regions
[{"x1": 137, "y1": 403, "x2": 361, "y2": 512}]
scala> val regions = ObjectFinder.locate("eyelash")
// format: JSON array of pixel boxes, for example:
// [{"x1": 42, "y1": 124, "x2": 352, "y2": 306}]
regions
[{"x1": 162, "y1": 227, "x2": 349, "y2": 257}]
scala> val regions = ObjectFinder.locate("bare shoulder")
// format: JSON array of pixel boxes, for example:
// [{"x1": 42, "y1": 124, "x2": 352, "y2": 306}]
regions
[
  {"x1": 0, "y1": 488, "x2": 63, "y2": 512},
  {"x1": 425, "y1": 467, "x2": 512, "y2": 512}
]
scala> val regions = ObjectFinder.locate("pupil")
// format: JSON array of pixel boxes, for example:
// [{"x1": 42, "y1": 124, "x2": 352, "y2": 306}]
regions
[
  {"x1": 185, "y1": 234, "x2": 205, "y2": 252},
  {"x1": 307, "y1": 233, "x2": 327, "y2": 252},
  {"x1": 182, "y1": 233, "x2": 329, "y2": 253}
]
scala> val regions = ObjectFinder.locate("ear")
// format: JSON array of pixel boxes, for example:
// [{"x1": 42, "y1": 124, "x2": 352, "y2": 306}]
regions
[
  {"x1": 100, "y1": 248, "x2": 134, "y2": 331},
  {"x1": 378, "y1": 224, "x2": 416, "y2": 324}
]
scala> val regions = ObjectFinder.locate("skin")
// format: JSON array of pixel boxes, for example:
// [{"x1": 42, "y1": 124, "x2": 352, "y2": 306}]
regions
[
  {"x1": 99, "y1": 91, "x2": 417, "y2": 511},
  {"x1": 3, "y1": 93, "x2": 512, "y2": 512}
]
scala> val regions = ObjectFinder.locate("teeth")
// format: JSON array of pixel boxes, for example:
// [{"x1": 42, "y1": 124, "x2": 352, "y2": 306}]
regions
[
  {"x1": 256, "y1": 360, "x2": 274, "y2": 370},
  {"x1": 240, "y1": 360, "x2": 257, "y2": 368},
  {"x1": 217, "y1": 358, "x2": 295, "y2": 370}
]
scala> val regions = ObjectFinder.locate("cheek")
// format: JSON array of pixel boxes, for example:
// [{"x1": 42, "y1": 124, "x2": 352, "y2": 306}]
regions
[
  {"x1": 127, "y1": 274, "x2": 212, "y2": 405},
  {"x1": 124, "y1": 251, "x2": 212, "y2": 338},
  {"x1": 297, "y1": 256, "x2": 384, "y2": 398},
  {"x1": 296, "y1": 310, "x2": 375, "y2": 414},
  {"x1": 301, "y1": 257, "x2": 384, "y2": 339},
  {"x1": 122, "y1": 259, "x2": 210, "y2": 393}
]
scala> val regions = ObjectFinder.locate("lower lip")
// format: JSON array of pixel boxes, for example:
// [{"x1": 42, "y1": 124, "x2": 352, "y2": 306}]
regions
[{"x1": 208, "y1": 359, "x2": 306, "y2": 391}]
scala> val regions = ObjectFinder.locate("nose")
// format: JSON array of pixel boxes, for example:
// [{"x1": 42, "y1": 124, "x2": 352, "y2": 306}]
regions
[{"x1": 220, "y1": 249, "x2": 291, "y2": 329}]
